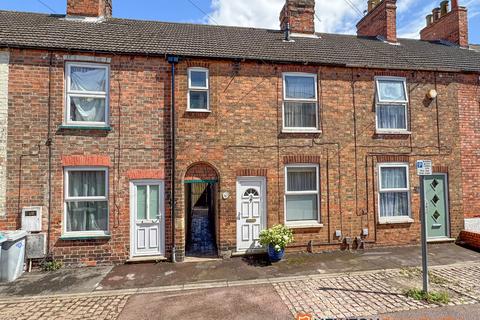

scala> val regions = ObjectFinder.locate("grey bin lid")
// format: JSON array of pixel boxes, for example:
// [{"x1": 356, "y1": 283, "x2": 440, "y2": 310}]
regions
[{"x1": 0, "y1": 230, "x2": 27, "y2": 242}]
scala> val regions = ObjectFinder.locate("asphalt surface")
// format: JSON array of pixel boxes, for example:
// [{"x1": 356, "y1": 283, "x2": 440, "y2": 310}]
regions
[
  {"x1": 117, "y1": 285, "x2": 292, "y2": 320},
  {"x1": 380, "y1": 303, "x2": 480, "y2": 320}
]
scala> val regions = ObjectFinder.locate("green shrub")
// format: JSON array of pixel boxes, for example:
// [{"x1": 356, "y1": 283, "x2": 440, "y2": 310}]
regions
[
  {"x1": 405, "y1": 288, "x2": 450, "y2": 304},
  {"x1": 259, "y1": 225, "x2": 294, "y2": 252},
  {"x1": 42, "y1": 260, "x2": 63, "y2": 271}
]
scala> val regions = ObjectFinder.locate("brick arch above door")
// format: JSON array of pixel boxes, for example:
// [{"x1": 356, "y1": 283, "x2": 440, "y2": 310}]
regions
[{"x1": 184, "y1": 162, "x2": 219, "y2": 182}]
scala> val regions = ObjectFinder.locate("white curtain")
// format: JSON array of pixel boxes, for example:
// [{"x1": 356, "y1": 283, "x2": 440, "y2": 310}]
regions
[
  {"x1": 70, "y1": 97, "x2": 106, "y2": 122},
  {"x1": 284, "y1": 102, "x2": 316, "y2": 128},
  {"x1": 377, "y1": 104, "x2": 406, "y2": 129},
  {"x1": 285, "y1": 76, "x2": 315, "y2": 99},
  {"x1": 380, "y1": 167, "x2": 409, "y2": 217},
  {"x1": 287, "y1": 168, "x2": 317, "y2": 191},
  {"x1": 67, "y1": 171, "x2": 107, "y2": 232},
  {"x1": 71, "y1": 67, "x2": 106, "y2": 92},
  {"x1": 377, "y1": 80, "x2": 406, "y2": 101}
]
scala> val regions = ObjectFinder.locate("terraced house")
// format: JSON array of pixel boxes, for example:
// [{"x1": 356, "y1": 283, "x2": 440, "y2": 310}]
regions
[{"x1": 0, "y1": 0, "x2": 479, "y2": 265}]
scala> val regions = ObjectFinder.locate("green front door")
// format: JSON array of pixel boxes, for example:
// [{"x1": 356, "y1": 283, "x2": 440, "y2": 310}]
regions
[{"x1": 423, "y1": 174, "x2": 449, "y2": 239}]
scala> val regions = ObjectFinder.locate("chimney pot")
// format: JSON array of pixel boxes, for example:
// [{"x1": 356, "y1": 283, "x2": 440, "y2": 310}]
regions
[
  {"x1": 67, "y1": 0, "x2": 112, "y2": 18},
  {"x1": 440, "y1": 1, "x2": 449, "y2": 16},
  {"x1": 279, "y1": 0, "x2": 316, "y2": 34},
  {"x1": 432, "y1": 7, "x2": 441, "y2": 21},
  {"x1": 426, "y1": 14, "x2": 433, "y2": 26}
]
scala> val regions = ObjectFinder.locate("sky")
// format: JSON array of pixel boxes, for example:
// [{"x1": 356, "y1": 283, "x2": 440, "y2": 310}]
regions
[{"x1": 1, "y1": 0, "x2": 479, "y2": 43}]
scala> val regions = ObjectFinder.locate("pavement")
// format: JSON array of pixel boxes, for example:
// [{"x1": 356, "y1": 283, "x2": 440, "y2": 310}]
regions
[{"x1": 1, "y1": 243, "x2": 480, "y2": 319}]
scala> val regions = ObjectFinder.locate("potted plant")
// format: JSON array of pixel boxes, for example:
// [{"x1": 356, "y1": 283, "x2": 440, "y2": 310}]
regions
[{"x1": 259, "y1": 224, "x2": 294, "y2": 262}]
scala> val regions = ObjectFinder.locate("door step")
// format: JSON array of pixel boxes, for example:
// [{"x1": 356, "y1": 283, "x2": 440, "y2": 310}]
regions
[
  {"x1": 427, "y1": 238, "x2": 456, "y2": 243},
  {"x1": 127, "y1": 256, "x2": 168, "y2": 263}
]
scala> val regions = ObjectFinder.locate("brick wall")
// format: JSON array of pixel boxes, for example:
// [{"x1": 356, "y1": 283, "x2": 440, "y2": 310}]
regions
[
  {"x1": 420, "y1": 6, "x2": 468, "y2": 47},
  {"x1": 67, "y1": 0, "x2": 112, "y2": 17},
  {"x1": 1, "y1": 48, "x2": 474, "y2": 265},
  {"x1": 0, "y1": 51, "x2": 8, "y2": 218},
  {"x1": 357, "y1": 0, "x2": 397, "y2": 43},
  {"x1": 458, "y1": 230, "x2": 480, "y2": 250},
  {"x1": 1, "y1": 49, "x2": 171, "y2": 265},
  {"x1": 458, "y1": 74, "x2": 480, "y2": 218}
]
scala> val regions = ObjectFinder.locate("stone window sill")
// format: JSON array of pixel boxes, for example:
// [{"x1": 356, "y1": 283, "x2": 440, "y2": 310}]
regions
[
  {"x1": 60, "y1": 233, "x2": 111, "y2": 241},
  {"x1": 378, "y1": 217, "x2": 414, "y2": 225},
  {"x1": 59, "y1": 125, "x2": 112, "y2": 131}
]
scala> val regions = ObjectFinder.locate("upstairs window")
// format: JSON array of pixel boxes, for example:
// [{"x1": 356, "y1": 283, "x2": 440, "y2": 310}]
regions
[
  {"x1": 375, "y1": 77, "x2": 408, "y2": 132},
  {"x1": 378, "y1": 164, "x2": 411, "y2": 220},
  {"x1": 188, "y1": 68, "x2": 209, "y2": 111},
  {"x1": 65, "y1": 62, "x2": 109, "y2": 127},
  {"x1": 283, "y1": 73, "x2": 318, "y2": 132}
]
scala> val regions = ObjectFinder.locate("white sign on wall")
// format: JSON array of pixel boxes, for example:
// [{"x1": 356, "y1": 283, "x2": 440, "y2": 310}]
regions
[{"x1": 416, "y1": 160, "x2": 433, "y2": 176}]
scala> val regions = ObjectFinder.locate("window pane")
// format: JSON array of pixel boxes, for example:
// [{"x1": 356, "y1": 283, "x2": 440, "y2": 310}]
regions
[
  {"x1": 68, "y1": 171, "x2": 106, "y2": 197},
  {"x1": 377, "y1": 104, "x2": 406, "y2": 130},
  {"x1": 149, "y1": 185, "x2": 159, "y2": 220},
  {"x1": 287, "y1": 167, "x2": 317, "y2": 191},
  {"x1": 377, "y1": 79, "x2": 406, "y2": 102},
  {"x1": 70, "y1": 97, "x2": 106, "y2": 122},
  {"x1": 380, "y1": 192, "x2": 409, "y2": 217},
  {"x1": 70, "y1": 66, "x2": 106, "y2": 92},
  {"x1": 284, "y1": 102, "x2": 316, "y2": 128},
  {"x1": 286, "y1": 194, "x2": 318, "y2": 221},
  {"x1": 190, "y1": 71, "x2": 207, "y2": 88},
  {"x1": 381, "y1": 167, "x2": 407, "y2": 189},
  {"x1": 285, "y1": 76, "x2": 315, "y2": 99},
  {"x1": 189, "y1": 91, "x2": 208, "y2": 109},
  {"x1": 137, "y1": 186, "x2": 147, "y2": 220},
  {"x1": 66, "y1": 201, "x2": 108, "y2": 232}
]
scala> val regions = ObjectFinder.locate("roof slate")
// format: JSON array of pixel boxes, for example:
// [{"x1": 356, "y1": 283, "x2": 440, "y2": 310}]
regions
[{"x1": 1, "y1": 10, "x2": 480, "y2": 72}]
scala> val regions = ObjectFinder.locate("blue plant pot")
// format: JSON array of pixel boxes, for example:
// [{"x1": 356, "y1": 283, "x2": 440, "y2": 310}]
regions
[{"x1": 267, "y1": 244, "x2": 285, "y2": 262}]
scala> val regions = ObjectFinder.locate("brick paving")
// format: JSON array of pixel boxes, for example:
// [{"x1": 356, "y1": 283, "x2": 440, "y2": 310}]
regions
[
  {"x1": 274, "y1": 263, "x2": 480, "y2": 319},
  {"x1": 0, "y1": 294, "x2": 130, "y2": 320}
]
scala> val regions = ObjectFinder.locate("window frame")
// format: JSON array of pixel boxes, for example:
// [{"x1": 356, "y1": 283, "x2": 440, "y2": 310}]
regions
[
  {"x1": 63, "y1": 167, "x2": 109, "y2": 237},
  {"x1": 64, "y1": 62, "x2": 110, "y2": 127},
  {"x1": 374, "y1": 76, "x2": 409, "y2": 134},
  {"x1": 377, "y1": 163, "x2": 412, "y2": 223},
  {"x1": 284, "y1": 164, "x2": 321, "y2": 227},
  {"x1": 187, "y1": 67, "x2": 210, "y2": 112},
  {"x1": 282, "y1": 72, "x2": 319, "y2": 133}
]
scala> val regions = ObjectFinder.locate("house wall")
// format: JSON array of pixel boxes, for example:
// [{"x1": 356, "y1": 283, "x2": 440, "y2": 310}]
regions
[
  {"x1": 0, "y1": 48, "x2": 472, "y2": 265},
  {"x1": 173, "y1": 59, "x2": 465, "y2": 259},
  {"x1": 0, "y1": 49, "x2": 171, "y2": 266}
]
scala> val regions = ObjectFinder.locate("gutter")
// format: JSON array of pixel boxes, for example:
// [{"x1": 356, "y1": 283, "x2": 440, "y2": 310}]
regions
[{"x1": 167, "y1": 55, "x2": 179, "y2": 263}]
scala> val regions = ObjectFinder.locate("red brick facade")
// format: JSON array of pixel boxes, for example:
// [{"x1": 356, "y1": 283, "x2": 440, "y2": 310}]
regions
[
  {"x1": 279, "y1": 0, "x2": 315, "y2": 34},
  {"x1": 357, "y1": 0, "x2": 397, "y2": 43},
  {"x1": 420, "y1": 3, "x2": 468, "y2": 47},
  {"x1": 67, "y1": 0, "x2": 112, "y2": 17},
  {"x1": 0, "y1": 47, "x2": 477, "y2": 265},
  {"x1": 458, "y1": 230, "x2": 480, "y2": 249}
]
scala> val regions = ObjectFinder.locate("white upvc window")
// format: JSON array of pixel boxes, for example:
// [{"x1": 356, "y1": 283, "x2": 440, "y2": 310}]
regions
[
  {"x1": 65, "y1": 62, "x2": 109, "y2": 127},
  {"x1": 378, "y1": 163, "x2": 412, "y2": 223},
  {"x1": 188, "y1": 68, "x2": 210, "y2": 111},
  {"x1": 284, "y1": 164, "x2": 320, "y2": 226},
  {"x1": 64, "y1": 167, "x2": 109, "y2": 236},
  {"x1": 282, "y1": 73, "x2": 319, "y2": 132},
  {"x1": 375, "y1": 77, "x2": 409, "y2": 133}
]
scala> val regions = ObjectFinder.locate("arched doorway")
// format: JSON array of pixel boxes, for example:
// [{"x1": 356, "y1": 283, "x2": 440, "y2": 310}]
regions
[{"x1": 184, "y1": 163, "x2": 219, "y2": 258}]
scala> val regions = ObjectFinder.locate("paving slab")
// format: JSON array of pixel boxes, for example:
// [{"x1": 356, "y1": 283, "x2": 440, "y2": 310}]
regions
[
  {"x1": 117, "y1": 285, "x2": 291, "y2": 320},
  {"x1": 98, "y1": 244, "x2": 480, "y2": 292},
  {"x1": 379, "y1": 303, "x2": 480, "y2": 320},
  {"x1": 0, "y1": 266, "x2": 112, "y2": 297}
]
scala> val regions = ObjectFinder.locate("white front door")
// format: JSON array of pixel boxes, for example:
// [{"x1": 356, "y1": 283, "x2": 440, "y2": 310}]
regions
[
  {"x1": 130, "y1": 180, "x2": 165, "y2": 258},
  {"x1": 236, "y1": 177, "x2": 266, "y2": 252}
]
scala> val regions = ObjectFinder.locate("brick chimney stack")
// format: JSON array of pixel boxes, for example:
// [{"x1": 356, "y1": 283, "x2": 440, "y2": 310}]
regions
[
  {"x1": 279, "y1": 0, "x2": 316, "y2": 34},
  {"x1": 357, "y1": 0, "x2": 397, "y2": 43},
  {"x1": 420, "y1": 0, "x2": 469, "y2": 47},
  {"x1": 67, "y1": 0, "x2": 112, "y2": 18}
]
